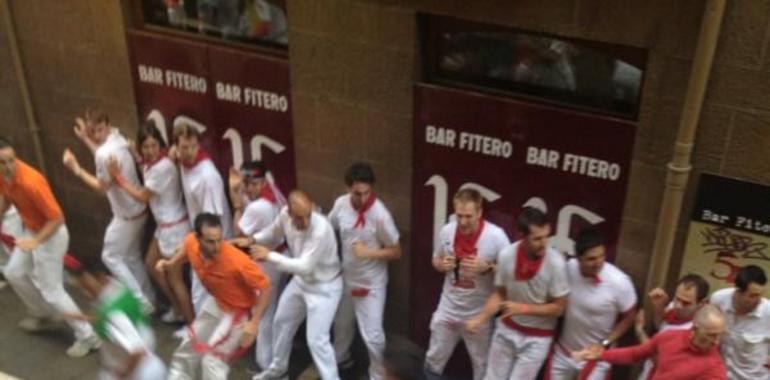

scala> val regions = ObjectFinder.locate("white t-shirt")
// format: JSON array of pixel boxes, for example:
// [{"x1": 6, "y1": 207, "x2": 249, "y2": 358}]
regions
[
  {"x1": 328, "y1": 194, "x2": 400, "y2": 290},
  {"x1": 495, "y1": 241, "x2": 570, "y2": 330},
  {"x1": 95, "y1": 129, "x2": 146, "y2": 219},
  {"x1": 180, "y1": 158, "x2": 233, "y2": 238},
  {"x1": 239, "y1": 197, "x2": 279, "y2": 237},
  {"x1": 559, "y1": 260, "x2": 637, "y2": 351},
  {"x1": 254, "y1": 208, "x2": 341, "y2": 284},
  {"x1": 143, "y1": 157, "x2": 186, "y2": 225},
  {"x1": 433, "y1": 220, "x2": 510, "y2": 320},
  {"x1": 710, "y1": 287, "x2": 770, "y2": 380}
]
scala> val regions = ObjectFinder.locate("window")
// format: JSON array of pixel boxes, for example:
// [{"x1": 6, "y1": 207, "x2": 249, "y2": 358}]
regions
[
  {"x1": 137, "y1": 0, "x2": 287, "y2": 50},
  {"x1": 420, "y1": 14, "x2": 647, "y2": 119}
]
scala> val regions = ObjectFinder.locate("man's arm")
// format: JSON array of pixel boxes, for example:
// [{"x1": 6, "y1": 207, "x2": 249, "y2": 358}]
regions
[
  {"x1": 240, "y1": 285, "x2": 271, "y2": 348},
  {"x1": 107, "y1": 156, "x2": 152, "y2": 204},
  {"x1": 598, "y1": 337, "x2": 657, "y2": 365},
  {"x1": 352, "y1": 242, "x2": 401, "y2": 261},
  {"x1": 16, "y1": 218, "x2": 63, "y2": 251},
  {"x1": 73, "y1": 117, "x2": 98, "y2": 154},
  {"x1": 156, "y1": 245, "x2": 189, "y2": 273},
  {"x1": 465, "y1": 286, "x2": 505, "y2": 334},
  {"x1": 606, "y1": 306, "x2": 638, "y2": 345},
  {"x1": 501, "y1": 295, "x2": 567, "y2": 318},
  {"x1": 63, "y1": 149, "x2": 107, "y2": 194}
]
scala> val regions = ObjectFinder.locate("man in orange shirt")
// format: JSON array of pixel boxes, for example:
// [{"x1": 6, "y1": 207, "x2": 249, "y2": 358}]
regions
[
  {"x1": 158, "y1": 213, "x2": 271, "y2": 379},
  {"x1": 0, "y1": 136, "x2": 101, "y2": 357}
]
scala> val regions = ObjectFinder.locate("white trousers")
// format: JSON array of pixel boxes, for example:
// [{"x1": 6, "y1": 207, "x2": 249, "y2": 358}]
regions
[
  {"x1": 102, "y1": 215, "x2": 154, "y2": 305},
  {"x1": 267, "y1": 276, "x2": 343, "y2": 380},
  {"x1": 424, "y1": 310, "x2": 493, "y2": 380},
  {"x1": 483, "y1": 322, "x2": 552, "y2": 380},
  {"x1": 255, "y1": 262, "x2": 286, "y2": 370},
  {"x1": 98, "y1": 352, "x2": 167, "y2": 380},
  {"x1": 3, "y1": 225, "x2": 95, "y2": 340},
  {"x1": 333, "y1": 285, "x2": 387, "y2": 380},
  {"x1": 0, "y1": 206, "x2": 22, "y2": 272},
  {"x1": 547, "y1": 345, "x2": 610, "y2": 380},
  {"x1": 168, "y1": 297, "x2": 248, "y2": 380}
]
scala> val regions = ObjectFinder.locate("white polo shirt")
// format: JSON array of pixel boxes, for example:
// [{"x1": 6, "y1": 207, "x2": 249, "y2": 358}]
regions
[
  {"x1": 495, "y1": 242, "x2": 570, "y2": 330},
  {"x1": 179, "y1": 158, "x2": 233, "y2": 238},
  {"x1": 710, "y1": 287, "x2": 770, "y2": 380},
  {"x1": 95, "y1": 129, "x2": 146, "y2": 219},
  {"x1": 432, "y1": 220, "x2": 509, "y2": 320},
  {"x1": 254, "y1": 208, "x2": 341, "y2": 284},
  {"x1": 558, "y1": 260, "x2": 637, "y2": 351},
  {"x1": 239, "y1": 197, "x2": 279, "y2": 237},
  {"x1": 328, "y1": 194, "x2": 400, "y2": 290},
  {"x1": 143, "y1": 157, "x2": 186, "y2": 225}
]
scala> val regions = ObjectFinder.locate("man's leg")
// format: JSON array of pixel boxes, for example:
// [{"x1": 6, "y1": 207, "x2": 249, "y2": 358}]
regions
[
  {"x1": 460, "y1": 319, "x2": 494, "y2": 380},
  {"x1": 30, "y1": 226, "x2": 96, "y2": 341},
  {"x1": 304, "y1": 277, "x2": 343, "y2": 380},
  {"x1": 168, "y1": 298, "x2": 220, "y2": 380},
  {"x1": 507, "y1": 334, "x2": 552, "y2": 380},
  {"x1": 353, "y1": 287, "x2": 387, "y2": 380},
  {"x1": 424, "y1": 311, "x2": 463, "y2": 378},
  {"x1": 200, "y1": 303, "x2": 249, "y2": 380},
  {"x1": 547, "y1": 347, "x2": 579, "y2": 380},
  {"x1": 123, "y1": 215, "x2": 155, "y2": 306},
  {"x1": 332, "y1": 286, "x2": 355, "y2": 366},
  {"x1": 483, "y1": 327, "x2": 518, "y2": 380},
  {"x1": 4, "y1": 233, "x2": 51, "y2": 319},
  {"x1": 101, "y1": 217, "x2": 152, "y2": 306},
  {"x1": 256, "y1": 263, "x2": 285, "y2": 370},
  {"x1": 256, "y1": 279, "x2": 306, "y2": 378}
]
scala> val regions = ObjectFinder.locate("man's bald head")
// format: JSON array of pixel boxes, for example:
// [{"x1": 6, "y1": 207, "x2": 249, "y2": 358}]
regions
[
  {"x1": 288, "y1": 190, "x2": 314, "y2": 230},
  {"x1": 691, "y1": 304, "x2": 726, "y2": 351}
]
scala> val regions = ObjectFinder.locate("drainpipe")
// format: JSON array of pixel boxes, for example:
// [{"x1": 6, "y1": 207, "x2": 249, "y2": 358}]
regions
[
  {"x1": 1, "y1": 0, "x2": 47, "y2": 176},
  {"x1": 645, "y1": 0, "x2": 726, "y2": 298}
]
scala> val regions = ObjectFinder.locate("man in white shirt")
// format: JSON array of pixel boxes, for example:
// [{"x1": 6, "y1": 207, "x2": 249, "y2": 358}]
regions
[
  {"x1": 424, "y1": 188, "x2": 509, "y2": 380},
  {"x1": 329, "y1": 163, "x2": 401, "y2": 380},
  {"x1": 228, "y1": 160, "x2": 286, "y2": 371},
  {"x1": 710, "y1": 265, "x2": 769, "y2": 380},
  {"x1": 634, "y1": 273, "x2": 710, "y2": 380},
  {"x1": 174, "y1": 122, "x2": 233, "y2": 313},
  {"x1": 547, "y1": 228, "x2": 637, "y2": 380},
  {"x1": 250, "y1": 190, "x2": 343, "y2": 380},
  {"x1": 466, "y1": 207, "x2": 569, "y2": 380},
  {"x1": 63, "y1": 109, "x2": 155, "y2": 311}
]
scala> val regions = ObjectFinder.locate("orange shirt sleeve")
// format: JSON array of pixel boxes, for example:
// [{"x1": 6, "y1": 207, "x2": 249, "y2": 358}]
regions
[{"x1": 30, "y1": 181, "x2": 63, "y2": 222}]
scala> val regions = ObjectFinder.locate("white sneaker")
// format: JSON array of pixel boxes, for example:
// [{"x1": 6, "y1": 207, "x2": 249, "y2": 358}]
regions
[
  {"x1": 161, "y1": 309, "x2": 185, "y2": 323},
  {"x1": 252, "y1": 369, "x2": 289, "y2": 380},
  {"x1": 172, "y1": 326, "x2": 187, "y2": 340},
  {"x1": 66, "y1": 336, "x2": 101, "y2": 358},
  {"x1": 18, "y1": 317, "x2": 56, "y2": 332}
]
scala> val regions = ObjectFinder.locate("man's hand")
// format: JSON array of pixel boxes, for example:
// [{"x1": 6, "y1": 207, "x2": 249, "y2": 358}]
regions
[
  {"x1": 73, "y1": 117, "x2": 89, "y2": 142},
  {"x1": 352, "y1": 241, "x2": 370, "y2": 259},
  {"x1": 239, "y1": 321, "x2": 259, "y2": 348},
  {"x1": 106, "y1": 156, "x2": 121, "y2": 179},
  {"x1": 250, "y1": 244, "x2": 270, "y2": 261},
  {"x1": 572, "y1": 345, "x2": 603, "y2": 362},
  {"x1": 648, "y1": 287, "x2": 669, "y2": 309},
  {"x1": 228, "y1": 167, "x2": 242, "y2": 193},
  {"x1": 15, "y1": 238, "x2": 39, "y2": 252},
  {"x1": 461, "y1": 255, "x2": 487, "y2": 274},
  {"x1": 230, "y1": 237, "x2": 252, "y2": 248},
  {"x1": 464, "y1": 315, "x2": 486, "y2": 335},
  {"x1": 155, "y1": 259, "x2": 171, "y2": 273},
  {"x1": 62, "y1": 149, "x2": 81, "y2": 173},
  {"x1": 500, "y1": 301, "x2": 531, "y2": 318},
  {"x1": 167, "y1": 145, "x2": 178, "y2": 162},
  {"x1": 635, "y1": 309, "x2": 646, "y2": 332},
  {"x1": 438, "y1": 256, "x2": 457, "y2": 273}
]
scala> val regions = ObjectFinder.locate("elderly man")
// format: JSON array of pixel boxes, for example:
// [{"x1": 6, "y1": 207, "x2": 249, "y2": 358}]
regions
[
  {"x1": 574, "y1": 304, "x2": 728, "y2": 380},
  {"x1": 710, "y1": 265, "x2": 769, "y2": 380},
  {"x1": 250, "y1": 191, "x2": 343, "y2": 380}
]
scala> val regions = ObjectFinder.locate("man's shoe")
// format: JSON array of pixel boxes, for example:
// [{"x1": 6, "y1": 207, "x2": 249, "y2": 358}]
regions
[
  {"x1": 66, "y1": 335, "x2": 101, "y2": 358},
  {"x1": 252, "y1": 369, "x2": 289, "y2": 380},
  {"x1": 18, "y1": 317, "x2": 56, "y2": 332}
]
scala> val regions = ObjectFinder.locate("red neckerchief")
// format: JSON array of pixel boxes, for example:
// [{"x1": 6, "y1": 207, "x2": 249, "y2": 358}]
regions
[
  {"x1": 142, "y1": 149, "x2": 168, "y2": 170},
  {"x1": 514, "y1": 243, "x2": 545, "y2": 281},
  {"x1": 663, "y1": 309, "x2": 694, "y2": 325},
  {"x1": 0, "y1": 232, "x2": 15, "y2": 250},
  {"x1": 453, "y1": 220, "x2": 485, "y2": 261},
  {"x1": 259, "y1": 184, "x2": 277, "y2": 204},
  {"x1": 352, "y1": 192, "x2": 376, "y2": 229},
  {"x1": 180, "y1": 150, "x2": 210, "y2": 169}
]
